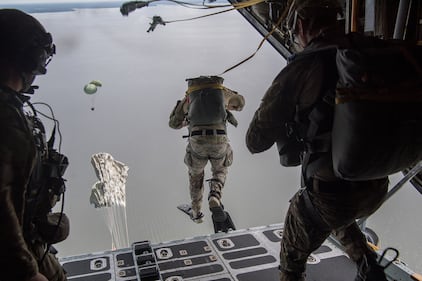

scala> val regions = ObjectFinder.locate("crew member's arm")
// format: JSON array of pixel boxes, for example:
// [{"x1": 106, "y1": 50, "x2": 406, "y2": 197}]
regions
[
  {"x1": 168, "y1": 97, "x2": 188, "y2": 129},
  {"x1": 246, "y1": 68, "x2": 298, "y2": 154}
]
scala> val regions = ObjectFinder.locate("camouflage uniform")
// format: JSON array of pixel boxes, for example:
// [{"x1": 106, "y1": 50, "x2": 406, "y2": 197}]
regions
[
  {"x1": 169, "y1": 77, "x2": 243, "y2": 218},
  {"x1": 246, "y1": 30, "x2": 388, "y2": 278},
  {"x1": 0, "y1": 87, "x2": 67, "y2": 281}
]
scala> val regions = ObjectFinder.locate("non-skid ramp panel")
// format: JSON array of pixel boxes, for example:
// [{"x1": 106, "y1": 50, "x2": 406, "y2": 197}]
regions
[{"x1": 59, "y1": 224, "x2": 413, "y2": 281}]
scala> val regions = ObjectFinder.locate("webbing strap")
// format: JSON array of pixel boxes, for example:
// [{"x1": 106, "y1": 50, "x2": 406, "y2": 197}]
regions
[
  {"x1": 166, "y1": 0, "x2": 266, "y2": 24},
  {"x1": 185, "y1": 83, "x2": 225, "y2": 95}
]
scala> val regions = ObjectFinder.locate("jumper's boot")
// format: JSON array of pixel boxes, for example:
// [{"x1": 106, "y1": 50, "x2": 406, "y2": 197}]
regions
[
  {"x1": 355, "y1": 254, "x2": 387, "y2": 281},
  {"x1": 208, "y1": 191, "x2": 227, "y2": 222},
  {"x1": 190, "y1": 210, "x2": 204, "y2": 224},
  {"x1": 355, "y1": 248, "x2": 399, "y2": 281},
  {"x1": 354, "y1": 247, "x2": 400, "y2": 281},
  {"x1": 208, "y1": 179, "x2": 226, "y2": 222}
]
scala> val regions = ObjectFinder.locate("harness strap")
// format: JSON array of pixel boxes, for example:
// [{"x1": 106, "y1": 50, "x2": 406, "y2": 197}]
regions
[
  {"x1": 301, "y1": 93, "x2": 335, "y2": 183},
  {"x1": 185, "y1": 83, "x2": 225, "y2": 95}
]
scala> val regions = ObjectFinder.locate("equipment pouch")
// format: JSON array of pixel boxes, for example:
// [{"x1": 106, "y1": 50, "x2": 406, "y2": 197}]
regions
[{"x1": 37, "y1": 212, "x2": 70, "y2": 244}]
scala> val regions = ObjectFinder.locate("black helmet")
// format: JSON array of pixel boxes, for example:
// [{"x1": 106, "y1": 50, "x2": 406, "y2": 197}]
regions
[
  {"x1": 285, "y1": 0, "x2": 342, "y2": 46},
  {"x1": 0, "y1": 9, "x2": 55, "y2": 76},
  {"x1": 285, "y1": 0, "x2": 342, "y2": 30}
]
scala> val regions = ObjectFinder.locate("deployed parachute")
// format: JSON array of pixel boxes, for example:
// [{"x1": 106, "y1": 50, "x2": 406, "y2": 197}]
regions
[
  {"x1": 84, "y1": 80, "x2": 102, "y2": 95},
  {"x1": 90, "y1": 152, "x2": 130, "y2": 250},
  {"x1": 84, "y1": 80, "x2": 102, "y2": 110}
]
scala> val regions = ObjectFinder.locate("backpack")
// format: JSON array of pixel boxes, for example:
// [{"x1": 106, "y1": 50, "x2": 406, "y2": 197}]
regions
[
  {"x1": 315, "y1": 33, "x2": 422, "y2": 180},
  {"x1": 186, "y1": 76, "x2": 227, "y2": 127}
]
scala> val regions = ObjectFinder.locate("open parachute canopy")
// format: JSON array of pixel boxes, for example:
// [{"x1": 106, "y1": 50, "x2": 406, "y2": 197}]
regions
[
  {"x1": 84, "y1": 80, "x2": 102, "y2": 95},
  {"x1": 90, "y1": 152, "x2": 130, "y2": 249},
  {"x1": 84, "y1": 80, "x2": 102, "y2": 110}
]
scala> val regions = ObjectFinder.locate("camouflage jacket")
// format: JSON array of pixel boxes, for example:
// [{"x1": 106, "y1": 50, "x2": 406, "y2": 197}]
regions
[
  {"x1": 246, "y1": 32, "x2": 342, "y2": 180},
  {"x1": 0, "y1": 86, "x2": 39, "y2": 280}
]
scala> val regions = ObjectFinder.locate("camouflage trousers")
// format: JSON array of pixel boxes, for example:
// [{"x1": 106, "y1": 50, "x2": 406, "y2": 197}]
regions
[
  {"x1": 280, "y1": 177, "x2": 388, "y2": 276},
  {"x1": 184, "y1": 135, "x2": 233, "y2": 214},
  {"x1": 30, "y1": 242, "x2": 67, "y2": 281}
]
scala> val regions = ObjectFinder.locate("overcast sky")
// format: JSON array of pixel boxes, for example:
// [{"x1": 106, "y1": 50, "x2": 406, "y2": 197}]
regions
[{"x1": 4, "y1": 2, "x2": 421, "y2": 273}]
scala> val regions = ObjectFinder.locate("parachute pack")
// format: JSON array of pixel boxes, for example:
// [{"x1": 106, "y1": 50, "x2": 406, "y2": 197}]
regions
[
  {"x1": 186, "y1": 76, "x2": 227, "y2": 127},
  {"x1": 306, "y1": 33, "x2": 422, "y2": 180},
  {"x1": 185, "y1": 75, "x2": 245, "y2": 129}
]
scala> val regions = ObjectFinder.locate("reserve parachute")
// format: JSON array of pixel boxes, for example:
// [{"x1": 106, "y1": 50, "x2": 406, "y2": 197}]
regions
[{"x1": 90, "y1": 152, "x2": 130, "y2": 250}]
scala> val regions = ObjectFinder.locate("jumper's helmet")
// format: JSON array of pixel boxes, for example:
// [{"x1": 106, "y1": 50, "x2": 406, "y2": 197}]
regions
[
  {"x1": 0, "y1": 9, "x2": 55, "y2": 76},
  {"x1": 285, "y1": 0, "x2": 342, "y2": 45}
]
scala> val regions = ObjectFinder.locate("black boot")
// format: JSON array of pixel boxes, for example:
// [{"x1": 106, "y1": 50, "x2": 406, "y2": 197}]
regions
[
  {"x1": 355, "y1": 254, "x2": 387, "y2": 281},
  {"x1": 355, "y1": 247, "x2": 399, "y2": 281}
]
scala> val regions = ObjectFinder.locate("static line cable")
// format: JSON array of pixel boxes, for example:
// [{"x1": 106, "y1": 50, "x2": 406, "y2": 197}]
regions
[
  {"x1": 163, "y1": 0, "x2": 266, "y2": 24},
  {"x1": 218, "y1": 11, "x2": 286, "y2": 75},
  {"x1": 121, "y1": 0, "x2": 266, "y2": 15},
  {"x1": 164, "y1": 7, "x2": 235, "y2": 23}
]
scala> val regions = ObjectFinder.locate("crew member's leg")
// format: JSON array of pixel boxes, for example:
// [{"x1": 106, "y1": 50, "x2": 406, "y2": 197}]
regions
[
  {"x1": 328, "y1": 179, "x2": 389, "y2": 281},
  {"x1": 280, "y1": 177, "x2": 388, "y2": 281},
  {"x1": 279, "y1": 189, "x2": 331, "y2": 281}
]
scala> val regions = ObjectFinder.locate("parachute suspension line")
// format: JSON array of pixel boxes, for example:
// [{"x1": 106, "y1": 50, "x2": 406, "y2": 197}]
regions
[
  {"x1": 101, "y1": 205, "x2": 130, "y2": 250},
  {"x1": 116, "y1": 204, "x2": 130, "y2": 249},
  {"x1": 90, "y1": 153, "x2": 130, "y2": 250},
  {"x1": 218, "y1": 10, "x2": 288, "y2": 75},
  {"x1": 90, "y1": 94, "x2": 96, "y2": 111}
]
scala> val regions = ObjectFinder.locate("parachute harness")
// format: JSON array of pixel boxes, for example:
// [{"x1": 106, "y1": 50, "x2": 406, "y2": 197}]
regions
[{"x1": 185, "y1": 83, "x2": 226, "y2": 95}]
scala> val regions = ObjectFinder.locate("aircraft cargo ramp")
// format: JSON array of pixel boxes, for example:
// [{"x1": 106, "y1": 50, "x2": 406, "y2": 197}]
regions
[{"x1": 60, "y1": 223, "x2": 417, "y2": 281}]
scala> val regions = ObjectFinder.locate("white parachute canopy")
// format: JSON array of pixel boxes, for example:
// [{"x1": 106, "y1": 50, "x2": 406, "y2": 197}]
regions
[{"x1": 90, "y1": 152, "x2": 130, "y2": 250}]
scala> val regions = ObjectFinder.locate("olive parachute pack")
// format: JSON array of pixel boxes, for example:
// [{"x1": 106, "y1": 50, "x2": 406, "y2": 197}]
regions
[
  {"x1": 289, "y1": 33, "x2": 422, "y2": 181},
  {"x1": 186, "y1": 76, "x2": 227, "y2": 127},
  {"x1": 185, "y1": 75, "x2": 245, "y2": 129}
]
